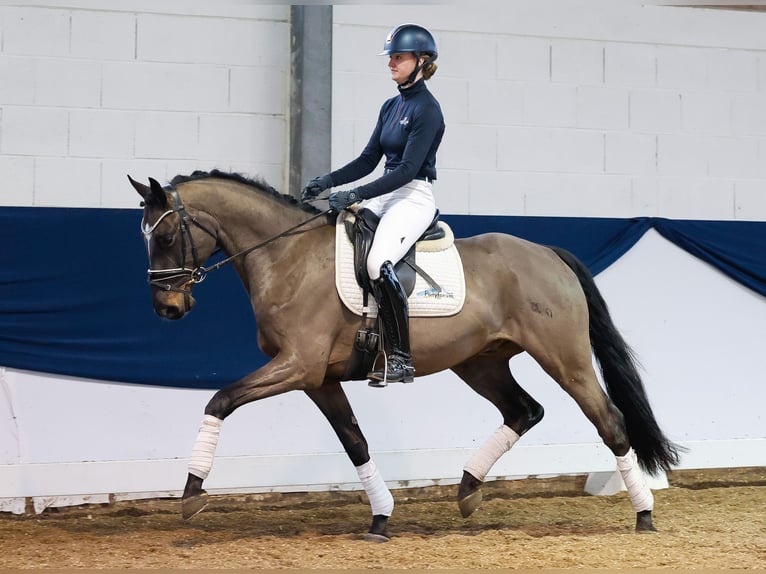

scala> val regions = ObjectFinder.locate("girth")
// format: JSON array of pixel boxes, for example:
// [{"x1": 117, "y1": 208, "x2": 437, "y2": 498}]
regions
[{"x1": 344, "y1": 208, "x2": 444, "y2": 295}]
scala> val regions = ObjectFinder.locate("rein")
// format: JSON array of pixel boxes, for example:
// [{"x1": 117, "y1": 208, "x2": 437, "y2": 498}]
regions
[
  {"x1": 144, "y1": 189, "x2": 331, "y2": 292},
  {"x1": 192, "y1": 208, "x2": 330, "y2": 283}
]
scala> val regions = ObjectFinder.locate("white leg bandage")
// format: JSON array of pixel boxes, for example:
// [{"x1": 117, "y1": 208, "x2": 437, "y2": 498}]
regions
[
  {"x1": 464, "y1": 425, "x2": 520, "y2": 481},
  {"x1": 188, "y1": 415, "x2": 222, "y2": 480},
  {"x1": 616, "y1": 448, "x2": 654, "y2": 512},
  {"x1": 356, "y1": 459, "x2": 394, "y2": 516}
]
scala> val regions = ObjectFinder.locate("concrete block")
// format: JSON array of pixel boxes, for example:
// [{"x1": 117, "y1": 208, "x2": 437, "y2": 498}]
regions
[
  {"x1": 731, "y1": 93, "x2": 766, "y2": 136},
  {"x1": 0, "y1": 156, "x2": 34, "y2": 206},
  {"x1": 630, "y1": 176, "x2": 660, "y2": 216},
  {"x1": 630, "y1": 89, "x2": 681, "y2": 133},
  {"x1": 433, "y1": 77, "x2": 469, "y2": 124},
  {"x1": 759, "y1": 54, "x2": 766, "y2": 91},
  {"x1": 681, "y1": 92, "x2": 731, "y2": 135},
  {"x1": 69, "y1": 110, "x2": 136, "y2": 159},
  {"x1": 1, "y1": 7, "x2": 69, "y2": 57},
  {"x1": 135, "y1": 112, "x2": 199, "y2": 160},
  {"x1": 708, "y1": 137, "x2": 762, "y2": 179},
  {"x1": 468, "y1": 79, "x2": 524, "y2": 126},
  {"x1": 70, "y1": 10, "x2": 136, "y2": 61},
  {"x1": 735, "y1": 180, "x2": 766, "y2": 220},
  {"x1": 577, "y1": 85, "x2": 629, "y2": 130},
  {"x1": 330, "y1": 119, "x2": 357, "y2": 172},
  {"x1": 430, "y1": 168, "x2": 469, "y2": 215},
  {"x1": 523, "y1": 83, "x2": 577, "y2": 127},
  {"x1": 438, "y1": 31, "x2": 496, "y2": 79},
  {"x1": 34, "y1": 157, "x2": 101, "y2": 207},
  {"x1": 604, "y1": 42, "x2": 656, "y2": 88},
  {"x1": 657, "y1": 177, "x2": 735, "y2": 219},
  {"x1": 0, "y1": 107, "x2": 68, "y2": 156},
  {"x1": 137, "y1": 14, "x2": 288, "y2": 68},
  {"x1": 102, "y1": 62, "x2": 229, "y2": 112},
  {"x1": 707, "y1": 48, "x2": 757, "y2": 93},
  {"x1": 605, "y1": 132, "x2": 656, "y2": 175},
  {"x1": 657, "y1": 134, "x2": 709, "y2": 176},
  {"x1": 551, "y1": 39, "x2": 604, "y2": 85},
  {"x1": 521, "y1": 173, "x2": 633, "y2": 217},
  {"x1": 0, "y1": 56, "x2": 35, "y2": 104},
  {"x1": 497, "y1": 36, "x2": 550, "y2": 82},
  {"x1": 333, "y1": 24, "x2": 380, "y2": 73},
  {"x1": 197, "y1": 114, "x2": 286, "y2": 164},
  {"x1": 467, "y1": 170, "x2": 525, "y2": 216},
  {"x1": 349, "y1": 73, "x2": 390, "y2": 122},
  {"x1": 497, "y1": 127, "x2": 603, "y2": 174},
  {"x1": 438, "y1": 124, "x2": 497, "y2": 171},
  {"x1": 229, "y1": 66, "x2": 287, "y2": 115},
  {"x1": 657, "y1": 46, "x2": 707, "y2": 90},
  {"x1": 34, "y1": 59, "x2": 101, "y2": 108}
]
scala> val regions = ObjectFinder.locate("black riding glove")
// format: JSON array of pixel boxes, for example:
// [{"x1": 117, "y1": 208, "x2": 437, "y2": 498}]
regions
[
  {"x1": 328, "y1": 189, "x2": 361, "y2": 212},
  {"x1": 301, "y1": 174, "x2": 334, "y2": 202}
]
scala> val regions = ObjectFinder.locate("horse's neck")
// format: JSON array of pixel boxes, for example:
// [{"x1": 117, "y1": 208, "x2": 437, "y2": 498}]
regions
[{"x1": 185, "y1": 181, "x2": 328, "y2": 288}]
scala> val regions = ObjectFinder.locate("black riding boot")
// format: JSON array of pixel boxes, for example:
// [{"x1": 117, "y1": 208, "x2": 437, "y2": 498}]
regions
[{"x1": 368, "y1": 261, "x2": 415, "y2": 386}]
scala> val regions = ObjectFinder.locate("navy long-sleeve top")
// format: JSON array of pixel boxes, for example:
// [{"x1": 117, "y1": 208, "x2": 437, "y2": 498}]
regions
[{"x1": 329, "y1": 79, "x2": 445, "y2": 200}]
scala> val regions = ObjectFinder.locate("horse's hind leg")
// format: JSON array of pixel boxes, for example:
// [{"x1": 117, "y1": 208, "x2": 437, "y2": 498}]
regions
[
  {"x1": 541, "y1": 354, "x2": 656, "y2": 532},
  {"x1": 451, "y1": 356, "x2": 544, "y2": 518},
  {"x1": 305, "y1": 381, "x2": 394, "y2": 543}
]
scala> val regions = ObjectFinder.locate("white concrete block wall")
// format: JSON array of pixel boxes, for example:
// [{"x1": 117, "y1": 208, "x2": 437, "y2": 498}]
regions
[
  {"x1": 0, "y1": 3, "x2": 290, "y2": 208},
  {"x1": 333, "y1": 1, "x2": 766, "y2": 220}
]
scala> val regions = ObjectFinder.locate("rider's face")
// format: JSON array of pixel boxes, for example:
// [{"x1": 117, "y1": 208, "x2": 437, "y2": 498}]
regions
[{"x1": 388, "y1": 52, "x2": 420, "y2": 84}]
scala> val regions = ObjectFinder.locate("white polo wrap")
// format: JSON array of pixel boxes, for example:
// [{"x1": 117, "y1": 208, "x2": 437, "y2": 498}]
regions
[
  {"x1": 356, "y1": 459, "x2": 394, "y2": 516},
  {"x1": 188, "y1": 414, "x2": 222, "y2": 480},
  {"x1": 616, "y1": 448, "x2": 654, "y2": 512},
  {"x1": 464, "y1": 424, "x2": 520, "y2": 481}
]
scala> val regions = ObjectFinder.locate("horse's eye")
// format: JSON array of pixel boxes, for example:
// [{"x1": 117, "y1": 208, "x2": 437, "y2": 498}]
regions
[{"x1": 156, "y1": 233, "x2": 175, "y2": 247}]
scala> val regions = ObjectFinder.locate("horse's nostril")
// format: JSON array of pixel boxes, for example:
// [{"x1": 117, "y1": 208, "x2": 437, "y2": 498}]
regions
[{"x1": 157, "y1": 305, "x2": 183, "y2": 320}]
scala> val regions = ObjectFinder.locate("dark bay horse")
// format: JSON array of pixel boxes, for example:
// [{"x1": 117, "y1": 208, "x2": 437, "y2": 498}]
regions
[{"x1": 129, "y1": 170, "x2": 681, "y2": 540}]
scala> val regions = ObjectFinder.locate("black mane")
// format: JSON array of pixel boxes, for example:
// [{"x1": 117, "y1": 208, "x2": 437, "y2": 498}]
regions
[{"x1": 169, "y1": 169, "x2": 322, "y2": 215}]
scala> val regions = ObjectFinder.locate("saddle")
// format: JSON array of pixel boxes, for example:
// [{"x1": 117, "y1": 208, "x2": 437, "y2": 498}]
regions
[
  {"x1": 340, "y1": 207, "x2": 452, "y2": 381},
  {"x1": 344, "y1": 207, "x2": 446, "y2": 295}
]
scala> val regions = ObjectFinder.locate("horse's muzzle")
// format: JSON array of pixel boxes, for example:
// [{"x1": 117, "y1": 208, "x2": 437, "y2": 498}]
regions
[{"x1": 154, "y1": 290, "x2": 196, "y2": 320}]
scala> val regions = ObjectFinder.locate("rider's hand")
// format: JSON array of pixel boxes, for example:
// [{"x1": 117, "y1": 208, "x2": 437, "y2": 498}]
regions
[
  {"x1": 301, "y1": 174, "x2": 333, "y2": 202},
  {"x1": 328, "y1": 189, "x2": 361, "y2": 212}
]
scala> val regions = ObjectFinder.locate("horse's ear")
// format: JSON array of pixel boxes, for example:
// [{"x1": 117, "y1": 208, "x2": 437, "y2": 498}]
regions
[{"x1": 127, "y1": 175, "x2": 167, "y2": 207}]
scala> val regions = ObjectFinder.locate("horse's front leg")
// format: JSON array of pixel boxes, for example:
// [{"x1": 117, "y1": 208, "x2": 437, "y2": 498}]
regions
[
  {"x1": 305, "y1": 381, "x2": 394, "y2": 542},
  {"x1": 181, "y1": 354, "x2": 316, "y2": 521}
]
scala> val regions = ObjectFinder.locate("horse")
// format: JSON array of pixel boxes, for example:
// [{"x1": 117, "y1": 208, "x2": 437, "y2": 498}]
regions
[{"x1": 128, "y1": 169, "x2": 681, "y2": 541}]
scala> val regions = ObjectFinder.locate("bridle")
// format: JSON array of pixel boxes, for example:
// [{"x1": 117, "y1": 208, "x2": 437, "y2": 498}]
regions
[{"x1": 141, "y1": 188, "x2": 330, "y2": 294}]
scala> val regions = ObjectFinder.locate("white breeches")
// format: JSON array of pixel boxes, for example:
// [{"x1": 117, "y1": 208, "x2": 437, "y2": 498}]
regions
[{"x1": 363, "y1": 179, "x2": 436, "y2": 280}]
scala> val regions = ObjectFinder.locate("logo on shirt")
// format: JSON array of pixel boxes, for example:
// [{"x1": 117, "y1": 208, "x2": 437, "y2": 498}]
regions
[{"x1": 399, "y1": 116, "x2": 410, "y2": 126}]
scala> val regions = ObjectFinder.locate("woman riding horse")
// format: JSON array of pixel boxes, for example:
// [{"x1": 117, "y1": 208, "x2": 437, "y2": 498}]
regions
[{"x1": 302, "y1": 23, "x2": 445, "y2": 386}]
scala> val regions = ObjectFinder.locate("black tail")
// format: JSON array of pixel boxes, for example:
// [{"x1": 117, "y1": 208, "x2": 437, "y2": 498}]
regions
[{"x1": 550, "y1": 246, "x2": 683, "y2": 474}]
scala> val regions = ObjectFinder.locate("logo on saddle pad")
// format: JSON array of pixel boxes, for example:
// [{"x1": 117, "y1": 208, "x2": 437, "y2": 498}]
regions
[{"x1": 335, "y1": 211, "x2": 466, "y2": 317}]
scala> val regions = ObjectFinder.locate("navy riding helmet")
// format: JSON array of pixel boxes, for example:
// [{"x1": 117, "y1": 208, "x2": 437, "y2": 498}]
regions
[{"x1": 379, "y1": 23, "x2": 438, "y2": 61}]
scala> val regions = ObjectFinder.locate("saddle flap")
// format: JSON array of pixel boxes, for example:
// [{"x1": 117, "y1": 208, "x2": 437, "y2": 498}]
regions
[{"x1": 346, "y1": 208, "x2": 416, "y2": 295}]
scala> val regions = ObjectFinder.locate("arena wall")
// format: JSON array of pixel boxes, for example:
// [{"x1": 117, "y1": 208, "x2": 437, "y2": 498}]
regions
[{"x1": 1, "y1": 1, "x2": 764, "y2": 513}]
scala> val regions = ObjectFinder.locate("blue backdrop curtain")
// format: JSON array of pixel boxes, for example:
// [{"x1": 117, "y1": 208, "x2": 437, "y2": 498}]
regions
[{"x1": 1, "y1": 207, "x2": 764, "y2": 389}]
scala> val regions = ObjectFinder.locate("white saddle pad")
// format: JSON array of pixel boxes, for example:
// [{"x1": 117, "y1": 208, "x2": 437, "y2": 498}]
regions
[{"x1": 334, "y1": 212, "x2": 466, "y2": 317}]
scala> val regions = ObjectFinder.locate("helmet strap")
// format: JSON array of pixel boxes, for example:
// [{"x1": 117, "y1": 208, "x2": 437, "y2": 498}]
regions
[{"x1": 398, "y1": 53, "x2": 432, "y2": 89}]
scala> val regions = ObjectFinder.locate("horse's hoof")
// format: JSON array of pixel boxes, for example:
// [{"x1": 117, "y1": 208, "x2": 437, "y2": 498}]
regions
[
  {"x1": 458, "y1": 489, "x2": 483, "y2": 518},
  {"x1": 363, "y1": 532, "x2": 391, "y2": 543},
  {"x1": 181, "y1": 492, "x2": 209, "y2": 521},
  {"x1": 364, "y1": 514, "x2": 390, "y2": 542},
  {"x1": 635, "y1": 509, "x2": 657, "y2": 533}
]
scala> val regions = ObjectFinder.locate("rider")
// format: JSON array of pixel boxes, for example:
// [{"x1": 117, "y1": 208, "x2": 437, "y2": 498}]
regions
[{"x1": 302, "y1": 23, "x2": 445, "y2": 385}]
